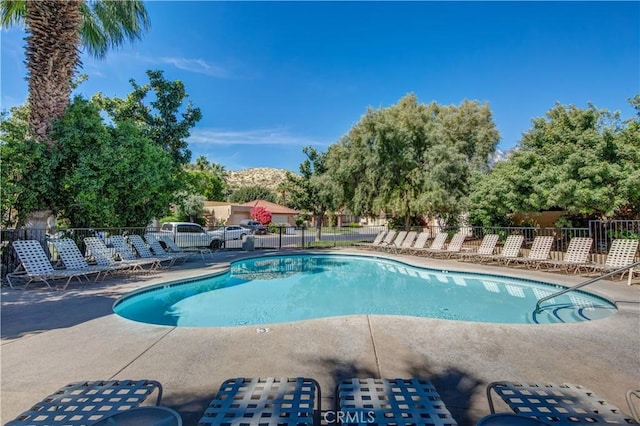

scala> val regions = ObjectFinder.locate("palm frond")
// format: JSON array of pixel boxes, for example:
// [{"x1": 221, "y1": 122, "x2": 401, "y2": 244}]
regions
[{"x1": 0, "y1": 0, "x2": 26, "y2": 28}]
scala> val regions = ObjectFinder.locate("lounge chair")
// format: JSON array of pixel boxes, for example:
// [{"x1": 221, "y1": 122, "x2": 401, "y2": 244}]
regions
[
  {"x1": 144, "y1": 234, "x2": 189, "y2": 264},
  {"x1": 51, "y1": 238, "x2": 114, "y2": 282},
  {"x1": 361, "y1": 230, "x2": 388, "y2": 249},
  {"x1": 126, "y1": 234, "x2": 176, "y2": 267},
  {"x1": 409, "y1": 232, "x2": 431, "y2": 255},
  {"x1": 536, "y1": 237, "x2": 593, "y2": 274},
  {"x1": 6, "y1": 379, "x2": 164, "y2": 426},
  {"x1": 120, "y1": 234, "x2": 179, "y2": 268},
  {"x1": 157, "y1": 235, "x2": 213, "y2": 260},
  {"x1": 7, "y1": 240, "x2": 89, "y2": 290},
  {"x1": 588, "y1": 239, "x2": 639, "y2": 280},
  {"x1": 383, "y1": 230, "x2": 407, "y2": 252},
  {"x1": 397, "y1": 230, "x2": 418, "y2": 253},
  {"x1": 440, "y1": 232, "x2": 467, "y2": 258},
  {"x1": 197, "y1": 377, "x2": 320, "y2": 426},
  {"x1": 414, "y1": 232, "x2": 449, "y2": 256},
  {"x1": 378, "y1": 230, "x2": 397, "y2": 248},
  {"x1": 473, "y1": 235, "x2": 524, "y2": 264},
  {"x1": 110, "y1": 235, "x2": 161, "y2": 269},
  {"x1": 83, "y1": 236, "x2": 151, "y2": 272},
  {"x1": 337, "y1": 378, "x2": 458, "y2": 425},
  {"x1": 485, "y1": 381, "x2": 636, "y2": 424},
  {"x1": 458, "y1": 234, "x2": 499, "y2": 262},
  {"x1": 504, "y1": 236, "x2": 554, "y2": 267},
  {"x1": 627, "y1": 388, "x2": 640, "y2": 423}
]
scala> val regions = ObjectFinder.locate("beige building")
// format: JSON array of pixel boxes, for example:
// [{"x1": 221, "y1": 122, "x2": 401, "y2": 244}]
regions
[{"x1": 203, "y1": 200, "x2": 300, "y2": 228}]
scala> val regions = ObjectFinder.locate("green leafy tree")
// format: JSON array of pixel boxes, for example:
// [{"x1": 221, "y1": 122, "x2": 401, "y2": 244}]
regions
[
  {"x1": 0, "y1": 105, "x2": 56, "y2": 227},
  {"x1": 287, "y1": 146, "x2": 338, "y2": 235},
  {"x1": 326, "y1": 94, "x2": 499, "y2": 228},
  {"x1": 469, "y1": 99, "x2": 640, "y2": 225},
  {"x1": 228, "y1": 186, "x2": 277, "y2": 204},
  {"x1": 182, "y1": 170, "x2": 226, "y2": 201},
  {"x1": 173, "y1": 191, "x2": 206, "y2": 223},
  {"x1": 50, "y1": 96, "x2": 174, "y2": 227},
  {"x1": 93, "y1": 70, "x2": 202, "y2": 171},
  {"x1": 182, "y1": 157, "x2": 227, "y2": 201}
]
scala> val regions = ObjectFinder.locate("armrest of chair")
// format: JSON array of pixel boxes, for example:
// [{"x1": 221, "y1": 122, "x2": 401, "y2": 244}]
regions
[{"x1": 627, "y1": 389, "x2": 640, "y2": 423}]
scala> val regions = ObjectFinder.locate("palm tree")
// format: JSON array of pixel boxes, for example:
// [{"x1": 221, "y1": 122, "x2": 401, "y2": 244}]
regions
[
  {"x1": 194, "y1": 155, "x2": 210, "y2": 171},
  {"x1": 1, "y1": 0, "x2": 150, "y2": 145},
  {"x1": 1, "y1": 0, "x2": 149, "y2": 230}
]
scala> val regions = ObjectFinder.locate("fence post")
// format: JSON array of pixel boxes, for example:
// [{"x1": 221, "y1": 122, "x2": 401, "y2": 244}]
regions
[{"x1": 278, "y1": 226, "x2": 283, "y2": 249}]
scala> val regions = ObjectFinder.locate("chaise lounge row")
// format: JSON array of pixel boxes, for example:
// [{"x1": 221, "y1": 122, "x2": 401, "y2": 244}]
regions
[
  {"x1": 6, "y1": 233, "x2": 201, "y2": 290},
  {"x1": 6, "y1": 377, "x2": 639, "y2": 425},
  {"x1": 364, "y1": 230, "x2": 639, "y2": 280}
]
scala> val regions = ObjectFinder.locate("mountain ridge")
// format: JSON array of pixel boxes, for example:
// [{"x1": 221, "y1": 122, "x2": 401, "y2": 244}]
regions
[{"x1": 226, "y1": 167, "x2": 293, "y2": 191}]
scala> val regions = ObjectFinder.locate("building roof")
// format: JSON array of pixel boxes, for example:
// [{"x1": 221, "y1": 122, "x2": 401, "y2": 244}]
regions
[{"x1": 241, "y1": 200, "x2": 300, "y2": 215}]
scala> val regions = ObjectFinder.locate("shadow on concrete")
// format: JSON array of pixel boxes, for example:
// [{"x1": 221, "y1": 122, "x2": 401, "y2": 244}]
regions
[
  {"x1": 0, "y1": 273, "x2": 162, "y2": 340},
  {"x1": 406, "y1": 363, "x2": 484, "y2": 426},
  {"x1": 161, "y1": 389, "x2": 215, "y2": 426},
  {"x1": 0, "y1": 255, "x2": 237, "y2": 340},
  {"x1": 163, "y1": 359, "x2": 483, "y2": 426}
]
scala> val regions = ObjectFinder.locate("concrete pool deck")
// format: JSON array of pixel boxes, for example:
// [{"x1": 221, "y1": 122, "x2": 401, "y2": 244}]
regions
[{"x1": 2, "y1": 248, "x2": 639, "y2": 425}]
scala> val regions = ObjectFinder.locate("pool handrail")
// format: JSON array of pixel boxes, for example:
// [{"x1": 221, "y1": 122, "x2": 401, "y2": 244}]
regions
[{"x1": 534, "y1": 259, "x2": 640, "y2": 313}]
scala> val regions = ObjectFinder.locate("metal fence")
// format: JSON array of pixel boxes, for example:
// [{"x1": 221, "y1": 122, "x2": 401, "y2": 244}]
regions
[{"x1": 1, "y1": 221, "x2": 638, "y2": 281}]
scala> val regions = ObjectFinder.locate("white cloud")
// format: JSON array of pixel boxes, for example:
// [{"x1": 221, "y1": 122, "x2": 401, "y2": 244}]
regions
[
  {"x1": 158, "y1": 56, "x2": 231, "y2": 78},
  {"x1": 81, "y1": 52, "x2": 238, "y2": 79},
  {"x1": 188, "y1": 128, "x2": 330, "y2": 147}
]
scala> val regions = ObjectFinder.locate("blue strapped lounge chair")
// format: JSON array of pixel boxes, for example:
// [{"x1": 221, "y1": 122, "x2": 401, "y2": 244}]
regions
[
  {"x1": 486, "y1": 381, "x2": 636, "y2": 425},
  {"x1": 6, "y1": 379, "x2": 164, "y2": 426},
  {"x1": 338, "y1": 378, "x2": 457, "y2": 425},
  {"x1": 198, "y1": 377, "x2": 320, "y2": 426}
]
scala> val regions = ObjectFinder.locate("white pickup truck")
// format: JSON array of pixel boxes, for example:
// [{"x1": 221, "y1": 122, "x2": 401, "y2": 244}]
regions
[{"x1": 154, "y1": 222, "x2": 224, "y2": 249}]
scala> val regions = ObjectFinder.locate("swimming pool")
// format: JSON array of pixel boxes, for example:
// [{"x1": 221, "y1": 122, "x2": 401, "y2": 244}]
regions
[{"x1": 113, "y1": 254, "x2": 616, "y2": 326}]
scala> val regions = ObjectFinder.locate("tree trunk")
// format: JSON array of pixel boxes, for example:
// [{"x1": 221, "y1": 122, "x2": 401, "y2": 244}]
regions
[
  {"x1": 22, "y1": 209, "x2": 55, "y2": 243},
  {"x1": 25, "y1": 0, "x2": 82, "y2": 146},
  {"x1": 404, "y1": 192, "x2": 411, "y2": 231},
  {"x1": 315, "y1": 213, "x2": 324, "y2": 240}
]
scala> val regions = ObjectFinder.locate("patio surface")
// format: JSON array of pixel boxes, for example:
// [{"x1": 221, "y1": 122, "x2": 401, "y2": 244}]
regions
[{"x1": 2, "y1": 248, "x2": 639, "y2": 426}]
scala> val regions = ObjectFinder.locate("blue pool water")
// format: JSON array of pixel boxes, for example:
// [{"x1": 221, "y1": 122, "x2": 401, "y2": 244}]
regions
[{"x1": 113, "y1": 254, "x2": 616, "y2": 326}]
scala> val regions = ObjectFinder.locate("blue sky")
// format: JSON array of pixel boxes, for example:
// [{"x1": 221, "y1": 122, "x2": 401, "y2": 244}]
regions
[{"x1": 2, "y1": 1, "x2": 638, "y2": 172}]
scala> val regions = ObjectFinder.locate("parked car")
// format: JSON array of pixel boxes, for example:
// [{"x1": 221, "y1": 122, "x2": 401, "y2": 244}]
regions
[
  {"x1": 239, "y1": 219, "x2": 268, "y2": 235},
  {"x1": 154, "y1": 222, "x2": 224, "y2": 249},
  {"x1": 209, "y1": 225, "x2": 250, "y2": 240}
]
